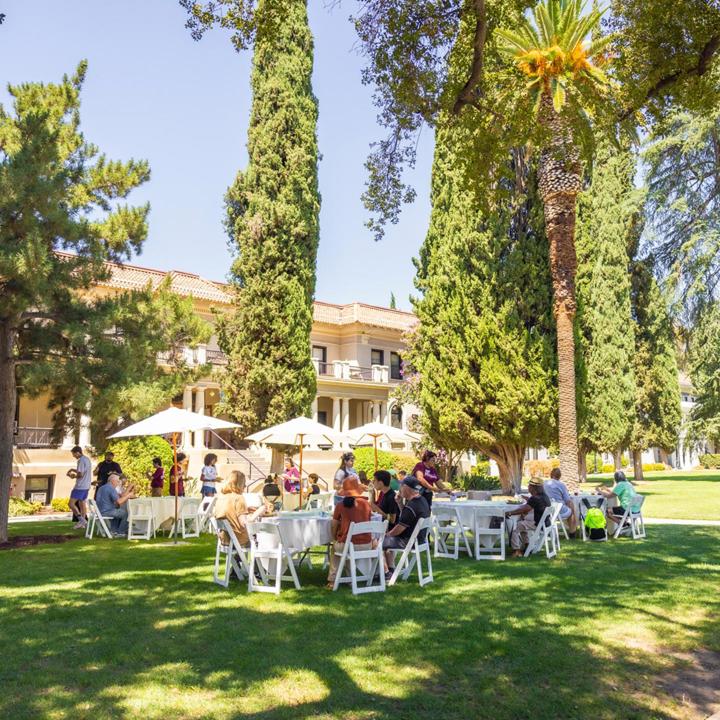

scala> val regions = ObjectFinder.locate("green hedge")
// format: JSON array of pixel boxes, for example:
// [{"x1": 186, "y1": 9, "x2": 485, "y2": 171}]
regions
[
  {"x1": 9, "y1": 497, "x2": 42, "y2": 517},
  {"x1": 107, "y1": 436, "x2": 174, "y2": 496},
  {"x1": 351, "y1": 447, "x2": 416, "y2": 477},
  {"x1": 642, "y1": 463, "x2": 666, "y2": 472},
  {"x1": 456, "y1": 473, "x2": 501, "y2": 491},
  {"x1": 699, "y1": 454, "x2": 720, "y2": 469}
]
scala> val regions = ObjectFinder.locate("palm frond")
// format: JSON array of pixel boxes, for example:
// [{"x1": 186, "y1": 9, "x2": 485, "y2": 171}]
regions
[{"x1": 495, "y1": 28, "x2": 533, "y2": 56}]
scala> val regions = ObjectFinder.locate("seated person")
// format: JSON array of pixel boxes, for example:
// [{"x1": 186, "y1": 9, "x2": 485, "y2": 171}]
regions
[
  {"x1": 598, "y1": 471, "x2": 637, "y2": 527},
  {"x1": 382, "y1": 477, "x2": 430, "y2": 580},
  {"x1": 370, "y1": 470, "x2": 399, "y2": 528},
  {"x1": 307, "y1": 473, "x2": 321, "y2": 495},
  {"x1": 388, "y1": 469, "x2": 401, "y2": 492},
  {"x1": 505, "y1": 478, "x2": 551, "y2": 558},
  {"x1": 95, "y1": 473, "x2": 136, "y2": 537},
  {"x1": 327, "y1": 477, "x2": 372, "y2": 588},
  {"x1": 544, "y1": 468, "x2": 577, "y2": 537},
  {"x1": 215, "y1": 470, "x2": 268, "y2": 547},
  {"x1": 282, "y1": 457, "x2": 300, "y2": 493}
]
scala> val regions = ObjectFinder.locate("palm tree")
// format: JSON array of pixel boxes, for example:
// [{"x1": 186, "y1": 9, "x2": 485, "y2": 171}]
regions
[{"x1": 496, "y1": 0, "x2": 611, "y2": 487}]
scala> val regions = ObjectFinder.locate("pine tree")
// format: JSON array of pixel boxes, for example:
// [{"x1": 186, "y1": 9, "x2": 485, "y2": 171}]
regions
[
  {"x1": 218, "y1": 0, "x2": 320, "y2": 433},
  {"x1": 0, "y1": 64, "x2": 208, "y2": 542},
  {"x1": 688, "y1": 302, "x2": 720, "y2": 448},
  {"x1": 575, "y1": 144, "x2": 639, "y2": 476},
  {"x1": 630, "y1": 261, "x2": 682, "y2": 479},
  {"x1": 389, "y1": 292, "x2": 397, "y2": 309}
]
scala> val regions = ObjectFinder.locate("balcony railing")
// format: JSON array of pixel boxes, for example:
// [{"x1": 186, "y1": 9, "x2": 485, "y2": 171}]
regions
[
  {"x1": 313, "y1": 360, "x2": 392, "y2": 383},
  {"x1": 158, "y1": 345, "x2": 227, "y2": 367},
  {"x1": 15, "y1": 426, "x2": 56, "y2": 448},
  {"x1": 206, "y1": 349, "x2": 227, "y2": 366}
]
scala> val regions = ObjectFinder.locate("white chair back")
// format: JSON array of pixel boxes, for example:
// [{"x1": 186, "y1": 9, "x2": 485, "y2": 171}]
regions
[
  {"x1": 213, "y1": 519, "x2": 251, "y2": 588},
  {"x1": 333, "y1": 520, "x2": 388, "y2": 594},
  {"x1": 179, "y1": 498, "x2": 201, "y2": 539},
  {"x1": 472, "y1": 507, "x2": 506, "y2": 561},
  {"x1": 523, "y1": 504, "x2": 559, "y2": 558},
  {"x1": 85, "y1": 498, "x2": 115, "y2": 540},
  {"x1": 198, "y1": 496, "x2": 217, "y2": 534},
  {"x1": 388, "y1": 516, "x2": 434, "y2": 587},
  {"x1": 432, "y1": 505, "x2": 471, "y2": 559},
  {"x1": 613, "y1": 494, "x2": 646, "y2": 539},
  {"x1": 246, "y1": 521, "x2": 301, "y2": 594},
  {"x1": 127, "y1": 499, "x2": 155, "y2": 540}
]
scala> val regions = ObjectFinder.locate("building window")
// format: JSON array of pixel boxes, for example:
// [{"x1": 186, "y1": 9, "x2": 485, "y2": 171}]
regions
[
  {"x1": 317, "y1": 410, "x2": 328, "y2": 426},
  {"x1": 371, "y1": 349, "x2": 384, "y2": 366},
  {"x1": 390, "y1": 352, "x2": 402, "y2": 380},
  {"x1": 312, "y1": 345, "x2": 327, "y2": 374},
  {"x1": 390, "y1": 404, "x2": 402, "y2": 429},
  {"x1": 25, "y1": 475, "x2": 54, "y2": 504}
]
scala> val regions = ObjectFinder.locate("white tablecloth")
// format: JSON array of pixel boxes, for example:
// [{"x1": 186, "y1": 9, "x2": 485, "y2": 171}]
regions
[
  {"x1": 435, "y1": 500, "x2": 517, "y2": 530},
  {"x1": 128, "y1": 496, "x2": 197, "y2": 528},
  {"x1": 265, "y1": 513, "x2": 332, "y2": 551}
]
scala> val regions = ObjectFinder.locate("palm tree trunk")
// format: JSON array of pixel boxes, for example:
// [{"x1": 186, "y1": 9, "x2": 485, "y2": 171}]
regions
[{"x1": 538, "y1": 96, "x2": 582, "y2": 492}]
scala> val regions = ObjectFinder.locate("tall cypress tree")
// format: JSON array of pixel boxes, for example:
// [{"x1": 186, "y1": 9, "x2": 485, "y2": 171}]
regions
[
  {"x1": 218, "y1": 0, "x2": 320, "y2": 433},
  {"x1": 630, "y1": 261, "x2": 682, "y2": 479},
  {"x1": 575, "y1": 144, "x2": 639, "y2": 477}
]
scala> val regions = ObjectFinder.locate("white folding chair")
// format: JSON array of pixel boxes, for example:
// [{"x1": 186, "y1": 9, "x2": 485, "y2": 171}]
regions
[
  {"x1": 179, "y1": 498, "x2": 201, "y2": 539},
  {"x1": 388, "y1": 517, "x2": 434, "y2": 587},
  {"x1": 127, "y1": 499, "x2": 156, "y2": 540},
  {"x1": 85, "y1": 498, "x2": 116, "y2": 539},
  {"x1": 550, "y1": 501, "x2": 566, "y2": 549},
  {"x1": 213, "y1": 520, "x2": 251, "y2": 588},
  {"x1": 473, "y1": 508, "x2": 506, "y2": 561},
  {"x1": 579, "y1": 497, "x2": 607, "y2": 541},
  {"x1": 246, "y1": 521, "x2": 302, "y2": 594},
  {"x1": 612, "y1": 495, "x2": 646, "y2": 539},
  {"x1": 524, "y1": 504, "x2": 560, "y2": 559},
  {"x1": 432, "y1": 505, "x2": 472, "y2": 559},
  {"x1": 333, "y1": 520, "x2": 388, "y2": 594},
  {"x1": 198, "y1": 496, "x2": 217, "y2": 534}
]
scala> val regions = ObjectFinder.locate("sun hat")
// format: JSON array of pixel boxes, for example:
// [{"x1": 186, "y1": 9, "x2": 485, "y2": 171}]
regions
[
  {"x1": 340, "y1": 476, "x2": 364, "y2": 497},
  {"x1": 528, "y1": 477, "x2": 545, "y2": 488}
]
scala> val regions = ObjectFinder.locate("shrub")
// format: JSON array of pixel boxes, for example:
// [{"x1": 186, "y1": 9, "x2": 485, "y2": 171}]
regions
[
  {"x1": 351, "y1": 447, "x2": 416, "y2": 477},
  {"x1": 51, "y1": 497, "x2": 70, "y2": 512},
  {"x1": 9, "y1": 497, "x2": 42, "y2": 517},
  {"x1": 107, "y1": 436, "x2": 174, "y2": 496},
  {"x1": 456, "y1": 473, "x2": 501, "y2": 491},
  {"x1": 699, "y1": 453, "x2": 720, "y2": 469},
  {"x1": 523, "y1": 458, "x2": 560, "y2": 478},
  {"x1": 472, "y1": 460, "x2": 491, "y2": 477},
  {"x1": 600, "y1": 463, "x2": 615, "y2": 474},
  {"x1": 642, "y1": 463, "x2": 666, "y2": 472}
]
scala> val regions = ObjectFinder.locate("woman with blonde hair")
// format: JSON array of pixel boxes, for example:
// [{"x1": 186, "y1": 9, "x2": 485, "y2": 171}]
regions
[{"x1": 214, "y1": 470, "x2": 267, "y2": 546}]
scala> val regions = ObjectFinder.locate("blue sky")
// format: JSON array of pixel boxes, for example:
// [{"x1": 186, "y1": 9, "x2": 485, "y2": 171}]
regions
[{"x1": 1, "y1": 0, "x2": 434, "y2": 310}]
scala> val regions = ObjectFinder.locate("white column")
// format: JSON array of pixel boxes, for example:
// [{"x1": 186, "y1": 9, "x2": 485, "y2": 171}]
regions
[
  {"x1": 381, "y1": 401, "x2": 389, "y2": 425},
  {"x1": 332, "y1": 397, "x2": 341, "y2": 433},
  {"x1": 79, "y1": 413, "x2": 91, "y2": 448},
  {"x1": 372, "y1": 402, "x2": 380, "y2": 423},
  {"x1": 194, "y1": 387, "x2": 206, "y2": 449},
  {"x1": 311, "y1": 397, "x2": 318, "y2": 422},
  {"x1": 341, "y1": 398, "x2": 350, "y2": 433},
  {"x1": 61, "y1": 423, "x2": 75, "y2": 449},
  {"x1": 182, "y1": 386, "x2": 193, "y2": 449}
]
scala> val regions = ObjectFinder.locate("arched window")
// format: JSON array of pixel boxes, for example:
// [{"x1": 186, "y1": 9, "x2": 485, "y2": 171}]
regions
[{"x1": 390, "y1": 404, "x2": 403, "y2": 429}]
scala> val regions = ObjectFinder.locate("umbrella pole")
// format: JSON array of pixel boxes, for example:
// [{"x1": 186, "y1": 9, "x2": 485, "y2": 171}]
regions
[
  {"x1": 374, "y1": 436, "x2": 378, "y2": 473},
  {"x1": 298, "y1": 434, "x2": 304, "y2": 509},
  {"x1": 172, "y1": 432, "x2": 178, "y2": 545}
]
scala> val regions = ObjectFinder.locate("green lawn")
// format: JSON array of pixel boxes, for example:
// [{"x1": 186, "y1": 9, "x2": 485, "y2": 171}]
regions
[
  {"x1": 1, "y1": 522, "x2": 719, "y2": 719},
  {"x1": 585, "y1": 470, "x2": 720, "y2": 520}
]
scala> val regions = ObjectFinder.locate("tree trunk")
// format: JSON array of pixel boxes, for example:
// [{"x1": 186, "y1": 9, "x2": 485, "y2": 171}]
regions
[
  {"x1": 486, "y1": 443, "x2": 525, "y2": 494},
  {"x1": 632, "y1": 449, "x2": 644, "y2": 483},
  {"x1": 0, "y1": 321, "x2": 18, "y2": 543},
  {"x1": 658, "y1": 448, "x2": 670, "y2": 467},
  {"x1": 613, "y1": 447, "x2": 623, "y2": 471},
  {"x1": 538, "y1": 96, "x2": 582, "y2": 494},
  {"x1": 578, "y1": 447, "x2": 587, "y2": 484}
]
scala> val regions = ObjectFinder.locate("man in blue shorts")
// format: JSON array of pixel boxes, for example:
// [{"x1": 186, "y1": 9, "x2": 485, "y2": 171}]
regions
[{"x1": 68, "y1": 445, "x2": 92, "y2": 529}]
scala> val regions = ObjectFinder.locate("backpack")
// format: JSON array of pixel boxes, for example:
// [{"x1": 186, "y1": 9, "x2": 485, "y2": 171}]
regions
[{"x1": 584, "y1": 507, "x2": 607, "y2": 541}]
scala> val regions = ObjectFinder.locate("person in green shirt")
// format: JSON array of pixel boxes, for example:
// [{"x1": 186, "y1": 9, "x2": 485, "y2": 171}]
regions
[{"x1": 598, "y1": 471, "x2": 637, "y2": 530}]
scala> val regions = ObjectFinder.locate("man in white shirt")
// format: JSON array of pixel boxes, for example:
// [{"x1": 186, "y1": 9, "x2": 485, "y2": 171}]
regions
[
  {"x1": 544, "y1": 468, "x2": 577, "y2": 538},
  {"x1": 68, "y1": 445, "x2": 92, "y2": 529}
]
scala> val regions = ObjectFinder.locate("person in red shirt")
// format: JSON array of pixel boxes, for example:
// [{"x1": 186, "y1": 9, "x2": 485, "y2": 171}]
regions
[
  {"x1": 326, "y1": 476, "x2": 372, "y2": 588},
  {"x1": 169, "y1": 453, "x2": 187, "y2": 497},
  {"x1": 146, "y1": 457, "x2": 164, "y2": 497}
]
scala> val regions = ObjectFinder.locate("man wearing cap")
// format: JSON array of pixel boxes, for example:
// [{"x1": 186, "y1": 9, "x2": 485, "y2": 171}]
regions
[
  {"x1": 327, "y1": 476, "x2": 372, "y2": 588},
  {"x1": 505, "y1": 478, "x2": 551, "y2": 557},
  {"x1": 381, "y1": 477, "x2": 430, "y2": 580}
]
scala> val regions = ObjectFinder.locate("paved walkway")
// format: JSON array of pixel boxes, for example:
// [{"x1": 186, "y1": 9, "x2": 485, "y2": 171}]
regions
[
  {"x1": 9, "y1": 513, "x2": 72, "y2": 523},
  {"x1": 644, "y1": 518, "x2": 720, "y2": 527}
]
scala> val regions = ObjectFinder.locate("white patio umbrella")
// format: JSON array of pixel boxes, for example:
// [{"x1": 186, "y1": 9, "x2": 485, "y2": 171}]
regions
[
  {"x1": 108, "y1": 407, "x2": 240, "y2": 541},
  {"x1": 349, "y1": 421, "x2": 420, "y2": 472},
  {"x1": 245, "y1": 416, "x2": 348, "y2": 506}
]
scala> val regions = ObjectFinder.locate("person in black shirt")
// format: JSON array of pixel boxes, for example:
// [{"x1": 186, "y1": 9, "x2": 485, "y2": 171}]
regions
[
  {"x1": 381, "y1": 477, "x2": 430, "y2": 580},
  {"x1": 505, "y1": 478, "x2": 551, "y2": 557},
  {"x1": 370, "y1": 470, "x2": 399, "y2": 528},
  {"x1": 93, "y1": 451, "x2": 122, "y2": 498}
]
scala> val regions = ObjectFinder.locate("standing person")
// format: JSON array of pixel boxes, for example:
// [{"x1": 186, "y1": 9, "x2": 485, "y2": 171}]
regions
[
  {"x1": 333, "y1": 452, "x2": 358, "y2": 505},
  {"x1": 544, "y1": 467, "x2": 577, "y2": 538},
  {"x1": 169, "y1": 452, "x2": 187, "y2": 497},
  {"x1": 201, "y1": 453, "x2": 219, "y2": 497},
  {"x1": 505, "y1": 478, "x2": 551, "y2": 558},
  {"x1": 381, "y1": 477, "x2": 430, "y2": 580},
  {"x1": 326, "y1": 476, "x2": 372, "y2": 588},
  {"x1": 93, "y1": 451, "x2": 122, "y2": 497},
  {"x1": 68, "y1": 446, "x2": 92, "y2": 529},
  {"x1": 146, "y1": 457, "x2": 165, "y2": 497},
  {"x1": 369, "y1": 470, "x2": 399, "y2": 528},
  {"x1": 281, "y1": 457, "x2": 300, "y2": 493},
  {"x1": 412, "y1": 450, "x2": 452, "y2": 508}
]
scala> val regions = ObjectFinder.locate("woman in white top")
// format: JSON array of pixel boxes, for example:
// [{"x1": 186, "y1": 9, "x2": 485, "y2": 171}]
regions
[
  {"x1": 201, "y1": 453, "x2": 219, "y2": 497},
  {"x1": 333, "y1": 452, "x2": 358, "y2": 505}
]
